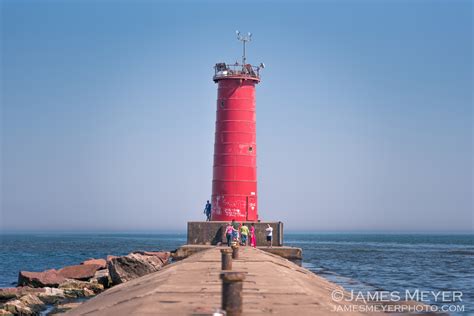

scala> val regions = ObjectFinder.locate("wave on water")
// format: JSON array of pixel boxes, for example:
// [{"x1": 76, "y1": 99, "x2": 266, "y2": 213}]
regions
[
  {"x1": 447, "y1": 250, "x2": 474, "y2": 255},
  {"x1": 303, "y1": 262, "x2": 381, "y2": 292}
]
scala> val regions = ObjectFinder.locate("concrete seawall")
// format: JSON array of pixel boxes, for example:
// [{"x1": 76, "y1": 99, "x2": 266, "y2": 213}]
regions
[
  {"x1": 187, "y1": 221, "x2": 284, "y2": 246},
  {"x1": 65, "y1": 247, "x2": 427, "y2": 315}
]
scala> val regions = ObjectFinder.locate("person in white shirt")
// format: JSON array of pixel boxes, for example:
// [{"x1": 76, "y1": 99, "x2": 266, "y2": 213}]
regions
[{"x1": 265, "y1": 224, "x2": 273, "y2": 248}]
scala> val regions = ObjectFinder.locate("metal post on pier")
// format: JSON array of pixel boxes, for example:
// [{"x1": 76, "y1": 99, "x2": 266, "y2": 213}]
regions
[
  {"x1": 221, "y1": 248, "x2": 233, "y2": 270},
  {"x1": 231, "y1": 245, "x2": 239, "y2": 260},
  {"x1": 220, "y1": 272, "x2": 245, "y2": 316}
]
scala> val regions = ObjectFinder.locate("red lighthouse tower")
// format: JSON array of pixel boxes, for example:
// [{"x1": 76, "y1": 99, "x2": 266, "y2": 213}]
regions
[{"x1": 211, "y1": 32, "x2": 264, "y2": 222}]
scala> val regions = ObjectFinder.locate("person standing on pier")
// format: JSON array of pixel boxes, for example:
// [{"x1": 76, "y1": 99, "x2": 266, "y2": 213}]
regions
[
  {"x1": 203, "y1": 200, "x2": 211, "y2": 221},
  {"x1": 240, "y1": 224, "x2": 249, "y2": 246},
  {"x1": 225, "y1": 223, "x2": 234, "y2": 246},
  {"x1": 232, "y1": 223, "x2": 239, "y2": 244},
  {"x1": 250, "y1": 223, "x2": 256, "y2": 248},
  {"x1": 231, "y1": 219, "x2": 239, "y2": 230},
  {"x1": 230, "y1": 219, "x2": 239, "y2": 244},
  {"x1": 265, "y1": 224, "x2": 273, "y2": 248}
]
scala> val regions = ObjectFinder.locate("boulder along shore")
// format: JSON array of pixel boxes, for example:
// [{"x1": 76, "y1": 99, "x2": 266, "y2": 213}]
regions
[{"x1": 0, "y1": 251, "x2": 171, "y2": 315}]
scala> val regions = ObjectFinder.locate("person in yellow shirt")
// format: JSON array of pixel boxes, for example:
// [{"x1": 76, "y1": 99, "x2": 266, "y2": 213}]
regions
[{"x1": 240, "y1": 224, "x2": 249, "y2": 246}]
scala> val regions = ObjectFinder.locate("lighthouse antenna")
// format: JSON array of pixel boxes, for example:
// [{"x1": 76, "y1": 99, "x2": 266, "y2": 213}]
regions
[{"x1": 236, "y1": 30, "x2": 252, "y2": 65}]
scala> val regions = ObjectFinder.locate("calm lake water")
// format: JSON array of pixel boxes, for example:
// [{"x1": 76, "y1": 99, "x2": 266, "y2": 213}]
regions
[{"x1": 0, "y1": 233, "x2": 472, "y2": 313}]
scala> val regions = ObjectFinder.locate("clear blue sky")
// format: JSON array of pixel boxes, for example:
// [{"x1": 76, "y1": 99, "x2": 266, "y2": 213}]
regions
[{"x1": 1, "y1": 0, "x2": 472, "y2": 233}]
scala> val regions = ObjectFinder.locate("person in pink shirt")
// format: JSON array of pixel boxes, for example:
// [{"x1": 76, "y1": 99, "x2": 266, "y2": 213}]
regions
[
  {"x1": 250, "y1": 223, "x2": 256, "y2": 248},
  {"x1": 225, "y1": 223, "x2": 234, "y2": 246}
]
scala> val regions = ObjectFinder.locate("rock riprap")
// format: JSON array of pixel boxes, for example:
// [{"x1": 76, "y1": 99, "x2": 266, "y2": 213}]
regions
[
  {"x1": 2, "y1": 252, "x2": 170, "y2": 315},
  {"x1": 3, "y1": 294, "x2": 43, "y2": 316},
  {"x1": 107, "y1": 251, "x2": 170, "y2": 284},
  {"x1": 81, "y1": 258, "x2": 107, "y2": 270},
  {"x1": 0, "y1": 287, "x2": 44, "y2": 302},
  {"x1": 57, "y1": 264, "x2": 102, "y2": 281},
  {"x1": 91, "y1": 269, "x2": 111, "y2": 288},
  {"x1": 17, "y1": 270, "x2": 66, "y2": 288},
  {"x1": 59, "y1": 280, "x2": 104, "y2": 298}
]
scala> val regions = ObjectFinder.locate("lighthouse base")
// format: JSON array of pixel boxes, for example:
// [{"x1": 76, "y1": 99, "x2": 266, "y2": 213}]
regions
[{"x1": 187, "y1": 221, "x2": 284, "y2": 246}]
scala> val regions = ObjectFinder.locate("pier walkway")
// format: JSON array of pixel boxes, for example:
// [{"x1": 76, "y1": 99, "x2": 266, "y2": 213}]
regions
[{"x1": 66, "y1": 247, "x2": 374, "y2": 315}]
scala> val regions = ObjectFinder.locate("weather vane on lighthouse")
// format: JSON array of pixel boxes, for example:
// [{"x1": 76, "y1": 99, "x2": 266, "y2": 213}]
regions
[{"x1": 236, "y1": 30, "x2": 252, "y2": 65}]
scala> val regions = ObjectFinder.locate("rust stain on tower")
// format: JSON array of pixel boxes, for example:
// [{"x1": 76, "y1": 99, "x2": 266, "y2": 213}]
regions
[{"x1": 211, "y1": 31, "x2": 264, "y2": 222}]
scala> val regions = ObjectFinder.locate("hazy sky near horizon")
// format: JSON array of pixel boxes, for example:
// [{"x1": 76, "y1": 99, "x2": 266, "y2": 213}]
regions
[{"x1": 1, "y1": 0, "x2": 472, "y2": 233}]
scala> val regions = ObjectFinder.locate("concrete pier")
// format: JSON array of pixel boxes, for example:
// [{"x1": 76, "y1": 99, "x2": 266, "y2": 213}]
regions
[
  {"x1": 65, "y1": 247, "x2": 417, "y2": 315},
  {"x1": 172, "y1": 244, "x2": 302, "y2": 261}
]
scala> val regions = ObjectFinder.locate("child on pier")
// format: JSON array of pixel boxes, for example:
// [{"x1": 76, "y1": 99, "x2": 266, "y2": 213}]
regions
[{"x1": 232, "y1": 224, "x2": 239, "y2": 244}]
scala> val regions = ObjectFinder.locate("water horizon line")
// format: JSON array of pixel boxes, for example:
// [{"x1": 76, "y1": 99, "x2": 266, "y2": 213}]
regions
[{"x1": 1, "y1": 229, "x2": 472, "y2": 235}]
